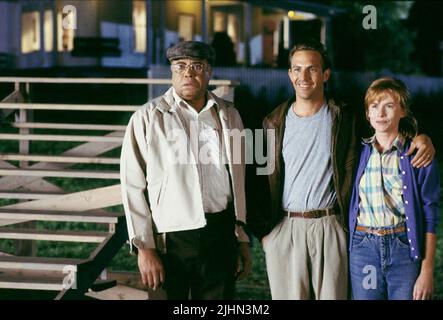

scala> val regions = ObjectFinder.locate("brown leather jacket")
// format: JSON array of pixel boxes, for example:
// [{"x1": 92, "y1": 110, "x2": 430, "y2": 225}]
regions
[{"x1": 247, "y1": 97, "x2": 358, "y2": 240}]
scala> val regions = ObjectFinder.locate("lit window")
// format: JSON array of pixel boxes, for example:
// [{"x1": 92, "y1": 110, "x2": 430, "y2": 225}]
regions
[
  {"x1": 213, "y1": 12, "x2": 225, "y2": 32},
  {"x1": 44, "y1": 10, "x2": 54, "y2": 52},
  {"x1": 227, "y1": 14, "x2": 238, "y2": 44},
  {"x1": 133, "y1": 0, "x2": 146, "y2": 53},
  {"x1": 21, "y1": 11, "x2": 41, "y2": 54},
  {"x1": 178, "y1": 14, "x2": 194, "y2": 41},
  {"x1": 57, "y1": 11, "x2": 74, "y2": 51}
]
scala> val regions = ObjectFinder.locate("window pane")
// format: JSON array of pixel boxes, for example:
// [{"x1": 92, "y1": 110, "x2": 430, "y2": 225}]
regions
[
  {"x1": 227, "y1": 14, "x2": 238, "y2": 44},
  {"x1": 21, "y1": 11, "x2": 41, "y2": 53},
  {"x1": 213, "y1": 12, "x2": 225, "y2": 32},
  {"x1": 44, "y1": 10, "x2": 53, "y2": 52},
  {"x1": 133, "y1": 0, "x2": 146, "y2": 53},
  {"x1": 178, "y1": 15, "x2": 194, "y2": 41}
]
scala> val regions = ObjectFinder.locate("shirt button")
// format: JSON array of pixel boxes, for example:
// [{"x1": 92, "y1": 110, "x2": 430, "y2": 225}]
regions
[
  {"x1": 402, "y1": 171, "x2": 406, "y2": 175},
  {"x1": 409, "y1": 239, "x2": 412, "y2": 243},
  {"x1": 405, "y1": 200, "x2": 409, "y2": 205},
  {"x1": 415, "y1": 256, "x2": 418, "y2": 259},
  {"x1": 411, "y1": 247, "x2": 415, "y2": 251},
  {"x1": 406, "y1": 216, "x2": 409, "y2": 220},
  {"x1": 407, "y1": 228, "x2": 411, "y2": 232},
  {"x1": 403, "y1": 186, "x2": 407, "y2": 189},
  {"x1": 400, "y1": 156, "x2": 404, "y2": 160}
]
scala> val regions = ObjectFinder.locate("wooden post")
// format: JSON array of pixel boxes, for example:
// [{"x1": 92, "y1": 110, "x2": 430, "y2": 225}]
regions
[{"x1": 15, "y1": 82, "x2": 37, "y2": 256}]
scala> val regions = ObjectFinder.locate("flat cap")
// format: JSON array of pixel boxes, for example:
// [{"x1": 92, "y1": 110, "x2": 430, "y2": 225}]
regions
[{"x1": 166, "y1": 41, "x2": 215, "y2": 66}]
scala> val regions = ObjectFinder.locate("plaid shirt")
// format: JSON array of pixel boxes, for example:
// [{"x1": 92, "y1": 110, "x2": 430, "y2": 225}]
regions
[{"x1": 357, "y1": 134, "x2": 406, "y2": 227}]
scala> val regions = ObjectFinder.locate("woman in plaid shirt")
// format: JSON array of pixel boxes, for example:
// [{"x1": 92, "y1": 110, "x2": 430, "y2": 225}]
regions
[{"x1": 348, "y1": 77, "x2": 440, "y2": 300}]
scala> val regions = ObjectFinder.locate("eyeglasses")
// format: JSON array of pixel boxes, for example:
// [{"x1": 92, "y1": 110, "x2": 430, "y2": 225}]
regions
[{"x1": 171, "y1": 63, "x2": 206, "y2": 75}]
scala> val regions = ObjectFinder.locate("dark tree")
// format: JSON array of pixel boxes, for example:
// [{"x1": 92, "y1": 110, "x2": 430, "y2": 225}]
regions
[
  {"x1": 211, "y1": 32, "x2": 237, "y2": 67},
  {"x1": 407, "y1": 1, "x2": 443, "y2": 77}
]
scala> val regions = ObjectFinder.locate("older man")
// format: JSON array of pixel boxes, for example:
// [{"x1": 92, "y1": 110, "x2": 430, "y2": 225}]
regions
[{"x1": 120, "y1": 41, "x2": 251, "y2": 300}]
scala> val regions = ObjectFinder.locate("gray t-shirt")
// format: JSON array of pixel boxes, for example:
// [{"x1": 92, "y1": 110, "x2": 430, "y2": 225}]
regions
[{"x1": 282, "y1": 104, "x2": 337, "y2": 211}]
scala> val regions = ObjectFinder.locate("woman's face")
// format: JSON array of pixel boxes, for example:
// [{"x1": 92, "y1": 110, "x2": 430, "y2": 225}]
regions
[{"x1": 367, "y1": 93, "x2": 405, "y2": 135}]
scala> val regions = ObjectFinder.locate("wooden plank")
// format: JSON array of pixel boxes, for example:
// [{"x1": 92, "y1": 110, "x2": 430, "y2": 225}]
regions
[
  {"x1": 11, "y1": 122, "x2": 126, "y2": 131},
  {"x1": 0, "y1": 256, "x2": 83, "y2": 271},
  {"x1": 0, "y1": 133, "x2": 123, "y2": 142},
  {"x1": 0, "y1": 273, "x2": 66, "y2": 291},
  {"x1": 0, "y1": 208, "x2": 122, "y2": 223},
  {"x1": 0, "y1": 103, "x2": 138, "y2": 112},
  {"x1": 0, "y1": 89, "x2": 25, "y2": 119},
  {"x1": 0, "y1": 168, "x2": 120, "y2": 179},
  {"x1": 0, "y1": 185, "x2": 122, "y2": 226},
  {"x1": 0, "y1": 228, "x2": 109, "y2": 243},
  {"x1": 21, "y1": 179, "x2": 66, "y2": 193},
  {"x1": 0, "y1": 160, "x2": 60, "y2": 194},
  {"x1": 0, "y1": 131, "x2": 123, "y2": 190},
  {"x1": 0, "y1": 154, "x2": 120, "y2": 164},
  {"x1": 0, "y1": 77, "x2": 238, "y2": 86},
  {"x1": 0, "y1": 268, "x2": 71, "y2": 291},
  {"x1": 0, "y1": 191, "x2": 65, "y2": 200},
  {"x1": 85, "y1": 284, "x2": 149, "y2": 300}
]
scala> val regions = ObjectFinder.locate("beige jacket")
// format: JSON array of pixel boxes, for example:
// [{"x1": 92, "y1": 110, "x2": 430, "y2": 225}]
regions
[{"x1": 120, "y1": 87, "x2": 247, "y2": 252}]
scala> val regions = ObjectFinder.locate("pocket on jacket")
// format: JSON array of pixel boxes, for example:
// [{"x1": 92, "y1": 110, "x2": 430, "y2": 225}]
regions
[
  {"x1": 157, "y1": 172, "x2": 169, "y2": 206},
  {"x1": 149, "y1": 172, "x2": 168, "y2": 210}
]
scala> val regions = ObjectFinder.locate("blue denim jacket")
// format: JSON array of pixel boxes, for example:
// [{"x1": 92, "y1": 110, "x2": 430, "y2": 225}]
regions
[{"x1": 348, "y1": 139, "x2": 440, "y2": 261}]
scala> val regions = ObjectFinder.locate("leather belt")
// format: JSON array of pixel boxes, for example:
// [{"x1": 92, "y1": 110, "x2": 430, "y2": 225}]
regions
[
  {"x1": 356, "y1": 225, "x2": 406, "y2": 236},
  {"x1": 284, "y1": 207, "x2": 338, "y2": 219}
]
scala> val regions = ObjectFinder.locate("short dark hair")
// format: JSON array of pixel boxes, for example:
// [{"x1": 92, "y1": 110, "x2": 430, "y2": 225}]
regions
[{"x1": 288, "y1": 39, "x2": 331, "y2": 71}]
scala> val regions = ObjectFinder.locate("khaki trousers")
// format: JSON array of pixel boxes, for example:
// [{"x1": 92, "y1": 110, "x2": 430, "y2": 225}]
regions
[{"x1": 263, "y1": 215, "x2": 348, "y2": 300}]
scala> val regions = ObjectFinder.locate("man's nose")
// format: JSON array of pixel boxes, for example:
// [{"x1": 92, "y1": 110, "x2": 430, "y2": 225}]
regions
[
  {"x1": 183, "y1": 66, "x2": 195, "y2": 76},
  {"x1": 299, "y1": 69, "x2": 309, "y2": 81}
]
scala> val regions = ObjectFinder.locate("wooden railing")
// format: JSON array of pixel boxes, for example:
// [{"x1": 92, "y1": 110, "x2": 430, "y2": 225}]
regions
[{"x1": 0, "y1": 77, "x2": 237, "y2": 299}]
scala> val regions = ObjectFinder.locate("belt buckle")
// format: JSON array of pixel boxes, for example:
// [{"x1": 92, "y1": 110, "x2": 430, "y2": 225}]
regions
[
  {"x1": 302, "y1": 210, "x2": 313, "y2": 218},
  {"x1": 304, "y1": 210, "x2": 318, "y2": 218}
]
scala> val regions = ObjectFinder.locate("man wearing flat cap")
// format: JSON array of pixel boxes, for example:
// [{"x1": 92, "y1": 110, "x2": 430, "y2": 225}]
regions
[{"x1": 120, "y1": 41, "x2": 251, "y2": 299}]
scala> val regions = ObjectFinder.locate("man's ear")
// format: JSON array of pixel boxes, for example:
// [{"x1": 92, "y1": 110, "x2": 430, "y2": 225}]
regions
[
  {"x1": 206, "y1": 64, "x2": 213, "y2": 77},
  {"x1": 323, "y1": 68, "x2": 331, "y2": 82}
]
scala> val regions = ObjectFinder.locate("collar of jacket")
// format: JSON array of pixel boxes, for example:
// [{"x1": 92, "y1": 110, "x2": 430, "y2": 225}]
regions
[
  {"x1": 155, "y1": 87, "x2": 228, "y2": 122},
  {"x1": 265, "y1": 95, "x2": 344, "y2": 128}
]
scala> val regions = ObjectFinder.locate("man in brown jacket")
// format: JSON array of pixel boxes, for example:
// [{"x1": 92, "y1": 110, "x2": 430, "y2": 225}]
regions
[{"x1": 247, "y1": 40, "x2": 435, "y2": 300}]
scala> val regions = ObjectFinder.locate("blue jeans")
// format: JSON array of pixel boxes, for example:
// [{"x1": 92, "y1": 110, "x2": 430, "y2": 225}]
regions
[{"x1": 349, "y1": 228, "x2": 420, "y2": 300}]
